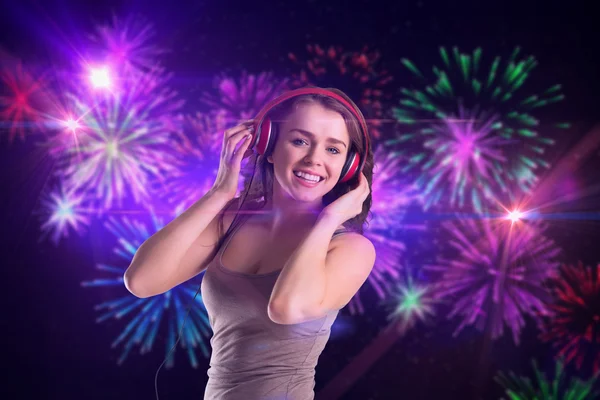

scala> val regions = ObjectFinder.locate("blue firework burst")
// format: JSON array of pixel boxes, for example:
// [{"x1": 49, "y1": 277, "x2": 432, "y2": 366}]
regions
[
  {"x1": 81, "y1": 212, "x2": 212, "y2": 368},
  {"x1": 36, "y1": 181, "x2": 93, "y2": 246}
]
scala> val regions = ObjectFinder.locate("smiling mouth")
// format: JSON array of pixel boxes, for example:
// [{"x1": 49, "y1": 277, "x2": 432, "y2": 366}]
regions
[{"x1": 293, "y1": 170, "x2": 324, "y2": 183}]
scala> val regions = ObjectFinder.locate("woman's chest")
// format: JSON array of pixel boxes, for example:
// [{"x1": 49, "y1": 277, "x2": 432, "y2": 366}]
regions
[
  {"x1": 219, "y1": 216, "x2": 346, "y2": 276},
  {"x1": 221, "y1": 225, "x2": 305, "y2": 275}
]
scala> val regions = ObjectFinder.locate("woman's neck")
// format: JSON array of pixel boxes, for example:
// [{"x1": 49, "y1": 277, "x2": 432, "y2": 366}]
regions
[{"x1": 260, "y1": 199, "x2": 320, "y2": 236}]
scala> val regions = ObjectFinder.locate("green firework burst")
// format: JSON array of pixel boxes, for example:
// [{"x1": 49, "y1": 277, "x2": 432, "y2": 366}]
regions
[{"x1": 391, "y1": 46, "x2": 569, "y2": 212}]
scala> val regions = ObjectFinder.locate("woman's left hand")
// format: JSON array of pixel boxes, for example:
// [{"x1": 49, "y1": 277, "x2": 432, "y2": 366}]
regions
[{"x1": 320, "y1": 171, "x2": 371, "y2": 225}]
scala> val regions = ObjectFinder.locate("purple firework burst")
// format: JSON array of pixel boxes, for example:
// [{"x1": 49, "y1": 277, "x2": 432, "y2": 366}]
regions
[
  {"x1": 427, "y1": 218, "x2": 561, "y2": 344},
  {"x1": 199, "y1": 70, "x2": 289, "y2": 124},
  {"x1": 46, "y1": 66, "x2": 184, "y2": 211},
  {"x1": 415, "y1": 105, "x2": 514, "y2": 211},
  {"x1": 347, "y1": 144, "x2": 424, "y2": 315},
  {"x1": 89, "y1": 14, "x2": 164, "y2": 74},
  {"x1": 153, "y1": 111, "x2": 230, "y2": 213},
  {"x1": 369, "y1": 144, "x2": 424, "y2": 232}
]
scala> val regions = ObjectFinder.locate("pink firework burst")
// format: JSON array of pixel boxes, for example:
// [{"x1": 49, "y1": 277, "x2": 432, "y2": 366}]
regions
[
  {"x1": 415, "y1": 105, "x2": 514, "y2": 212},
  {"x1": 89, "y1": 14, "x2": 164, "y2": 74},
  {"x1": 288, "y1": 44, "x2": 394, "y2": 140},
  {"x1": 427, "y1": 218, "x2": 561, "y2": 345},
  {"x1": 175, "y1": 111, "x2": 229, "y2": 158},
  {"x1": 199, "y1": 70, "x2": 289, "y2": 124},
  {"x1": 540, "y1": 261, "x2": 600, "y2": 375},
  {"x1": 153, "y1": 111, "x2": 230, "y2": 212},
  {"x1": 0, "y1": 60, "x2": 49, "y2": 143},
  {"x1": 369, "y1": 144, "x2": 424, "y2": 231}
]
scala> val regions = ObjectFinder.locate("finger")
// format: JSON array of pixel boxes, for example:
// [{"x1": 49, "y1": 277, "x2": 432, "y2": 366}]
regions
[
  {"x1": 224, "y1": 121, "x2": 254, "y2": 142},
  {"x1": 223, "y1": 125, "x2": 246, "y2": 141},
  {"x1": 227, "y1": 126, "x2": 254, "y2": 161},
  {"x1": 222, "y1": 125, "x2": 245, "y2": 150},
  {"x1": 234, "y1": 132, "x2": 253, "y2": 163}
]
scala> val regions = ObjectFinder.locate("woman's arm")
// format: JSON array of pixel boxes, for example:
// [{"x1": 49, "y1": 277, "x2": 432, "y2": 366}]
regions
[
  {"x1": 268, "y1": 213, "x2": 375, "y2": 324},
  {"x1": 124, "y1": 189, "x2": 235, "y2": 298}
]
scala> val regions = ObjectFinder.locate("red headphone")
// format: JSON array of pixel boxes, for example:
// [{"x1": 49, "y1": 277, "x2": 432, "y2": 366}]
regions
[{"x1": 250, "y1": 87, "x2": 370, "y2": 184}]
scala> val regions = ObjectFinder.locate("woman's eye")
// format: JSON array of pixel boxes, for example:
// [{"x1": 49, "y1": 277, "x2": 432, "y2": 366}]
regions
[{"x1": 292, "y1": 139, "x2": 340, "y2": 154}]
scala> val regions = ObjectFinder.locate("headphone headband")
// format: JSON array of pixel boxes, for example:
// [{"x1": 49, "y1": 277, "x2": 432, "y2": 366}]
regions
[{"x1": 253, "y1": 87, "x2": 370, "y2": 159}]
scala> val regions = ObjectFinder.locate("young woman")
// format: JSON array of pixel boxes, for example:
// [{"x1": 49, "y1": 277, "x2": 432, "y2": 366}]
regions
[{"x1": 124, "y1": 87, "x2": 376, "y2": 399}]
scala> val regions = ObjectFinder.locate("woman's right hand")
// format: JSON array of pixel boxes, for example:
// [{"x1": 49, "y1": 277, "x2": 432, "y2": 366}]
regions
[{"x1": 210, "y1": 120, "x2": 255, "y2": 199}]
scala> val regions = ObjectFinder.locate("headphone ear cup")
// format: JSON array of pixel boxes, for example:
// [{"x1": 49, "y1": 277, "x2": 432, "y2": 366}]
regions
[
  {"x1": 339, "y1": 150, "x2": 359, "y2": 183},
  {"x1": 255, "y1": 117, "x2": 274, "y2": 155},
  {"x1": 264, "y1": 120, "x2": 277, "y2": 156}
]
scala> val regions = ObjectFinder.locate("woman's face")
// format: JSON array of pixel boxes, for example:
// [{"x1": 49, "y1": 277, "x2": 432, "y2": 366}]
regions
[{"x1": 267, "y1": 103, "x2": 351, "y2": 205}]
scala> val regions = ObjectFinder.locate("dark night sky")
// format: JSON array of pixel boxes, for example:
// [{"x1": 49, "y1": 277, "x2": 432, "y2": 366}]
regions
[{"x1": 1, "y1": 0, "x2": 599, "y2": 399}]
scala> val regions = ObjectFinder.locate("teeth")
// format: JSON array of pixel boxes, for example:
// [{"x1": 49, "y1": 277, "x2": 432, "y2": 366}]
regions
[{"x1": 294, "y1": 171, "x2": 321, "y2": 182}]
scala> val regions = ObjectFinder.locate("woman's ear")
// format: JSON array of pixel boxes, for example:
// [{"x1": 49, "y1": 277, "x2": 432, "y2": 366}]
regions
[{"x1": 267, "y1": 155, "x2": 273, "y2": 163}]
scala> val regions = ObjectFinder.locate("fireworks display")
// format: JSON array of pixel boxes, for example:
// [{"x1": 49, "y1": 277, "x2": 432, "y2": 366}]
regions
[
  {"x1": 540, "y1": 261, "x2": 600, "y2": 374},
  {"x1": 81, "y1": 214, "x2": 212, "y2": 368},
  {"x1": 4, "y1": 8, "x2": 598, "y2": 397},
  {"x1": 427, "y1": 218, "x2": 562, "y2": 344},
  {"x1": 391, "y1": 46, "x2": 569, "y2": 213}
]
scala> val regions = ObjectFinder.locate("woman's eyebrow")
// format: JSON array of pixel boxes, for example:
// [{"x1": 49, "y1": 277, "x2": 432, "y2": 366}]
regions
[{"x1": 288, "y1": 128, "x2": 347, "y2": 148}]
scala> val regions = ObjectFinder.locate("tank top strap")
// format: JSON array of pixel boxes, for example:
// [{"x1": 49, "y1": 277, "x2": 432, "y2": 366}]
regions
[{"x1": 332, "y1": 228, "x2": 350, "y2": 238}]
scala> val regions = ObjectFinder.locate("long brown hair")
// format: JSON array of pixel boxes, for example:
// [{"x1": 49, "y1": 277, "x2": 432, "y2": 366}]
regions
[{"x1": 216, "y1": 86, "x2": 374, "y2": 248}]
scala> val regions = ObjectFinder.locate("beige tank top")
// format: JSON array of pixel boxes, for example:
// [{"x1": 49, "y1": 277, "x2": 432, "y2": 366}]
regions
[{"x1": 200, "y1": 213, "x2": 347, "y2": 399}]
